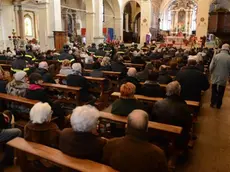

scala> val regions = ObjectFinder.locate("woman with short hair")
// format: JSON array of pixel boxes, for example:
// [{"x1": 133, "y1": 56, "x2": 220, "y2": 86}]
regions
[
  {"x1": 59, "y1": 59, "x2": 73, "y2": 76},
  {"x1": 59, "y1": 105, "x2": 106, "y2": 162},
  {"x1": 112, "y1": 82, "x2": 143, "y2": 116}
]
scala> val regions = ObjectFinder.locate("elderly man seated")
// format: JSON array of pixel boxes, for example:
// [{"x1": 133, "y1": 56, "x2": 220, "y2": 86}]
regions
[
  {"x1": 59, "y1": 105, "x2": 106, "y2": 162},
  {"x1": 103, "y1": 110, "x2": 168, "y2": 172},
  {"x1": 176, "y1": 57, "x2": 209, "y2": 101},
  {"x1": 35, "y1": 61, "x2": 55, "y2": 83},
  {"x1": 152, "y1": 81, "x2": 192, "y2": 149},
  {"x1": 120, "y1": 67, "x2": 141, "y2": 93}
]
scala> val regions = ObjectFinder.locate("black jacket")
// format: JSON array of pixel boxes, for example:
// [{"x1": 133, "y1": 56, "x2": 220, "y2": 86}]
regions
[
  {"x1": 25, "y1": 85, "x2": 49, "y2": 103},
  {"x1": 94, "y1": 50, "x2": 106, "y2": 58},
  {"x1": 58, "y1": 52, "x2": 75, "y2": 63},
  {"x1": 158, "y1": 71, "x2": 173, "y2": 84},
  {"x1": 131, "y1": 56, "x2": 146, "y2": 65},
  {"x1": 0, "y1": 80, "x2": 7, "y2": 93},
  {"x1": 141, "y1": 81, "x2": 165, "y2": 98},
  {"x1": 35, "y1": 68, "x2": 55, "y2": 83},
  {"x1": 152, "y1": 95, "x2": 192, "y2": 148},
  {"x1": 11, "y1": 58, "x2": 27, "y2": 71},
  {"x1": 66, "y1": 73, "x2": 90, "y2": 102},
  {"x1": 176, "y1": 66, "x2": 209, "y2": 101},
  {"x1": 120, "y1": 76, "x2": 141, "y2": 94},
  {"x1": 100, "y1": 65, "x2": 111, "y2": 71},
  {"x1": 111, "y1": 62, "x2": 127, "y2": 76},
  {"x1": 0, "y1": 113, "x2": 8, "y2": 131}
]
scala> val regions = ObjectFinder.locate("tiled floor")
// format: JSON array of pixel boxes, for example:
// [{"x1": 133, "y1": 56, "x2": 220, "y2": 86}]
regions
[{"x1": 178, "y1": 85, "x2": 230, "y2": 172}]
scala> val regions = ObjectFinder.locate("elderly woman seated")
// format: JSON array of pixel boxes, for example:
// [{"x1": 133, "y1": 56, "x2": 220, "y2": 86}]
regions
[
  {"x1": 59, "y1": 105, "x2": 106, "y2": 162},
  {"x1": 99, "y1": 56, "x2": 111, "y2": 71},
  {"x1": 24, "y1": 102, "x2": 60, "y2": 147},
  {"x1": 120, "y1": 67, "x2": 141, "y2": 93},
  {"x1": 59, "y1": 59, "x2": 73, "y2": 76},
  {"x1": 152, "y1": 81, "x2": 192, "y2": 149},
  {"x1": 112, "y1": 82, "x2": 143, "y2": 116},
  {"x1": 157, "y1": 65, "x2": 172, "y2": 84}
]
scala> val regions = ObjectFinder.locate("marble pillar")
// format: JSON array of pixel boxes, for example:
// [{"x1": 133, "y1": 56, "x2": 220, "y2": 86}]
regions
[
  {"x1": 50, "y1": 0, "x2": 62, "y2": 32},
  {"x1": 114, "y1": 17, "x2": 122, "y2": 40},
  {"x1": 196, "y1": 0, "x2": 211, "y2": 38},
  {"x1": 18, "y1": 5, "x2": 25, "y2": 39},
  {"x1": 140, "y1": 0, "x2": 152, "y2": 44},
  {"x1": 93, "y1": 0, "x2": 104, "y2": 44},
  {"x1": 85, "y1": 12, "x2": 95, "y2": 44},
  {"x1": 175, "y1": 11, "x2": 179, "y2": 33}
]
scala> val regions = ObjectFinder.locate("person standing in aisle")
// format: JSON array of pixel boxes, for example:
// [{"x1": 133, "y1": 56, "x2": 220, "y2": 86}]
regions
[{"x1": 210, "y1": 44, "x2": 230, "y2": 109}]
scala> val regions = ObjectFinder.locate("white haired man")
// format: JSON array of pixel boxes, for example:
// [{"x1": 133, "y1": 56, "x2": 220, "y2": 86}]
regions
[
  {"x1": 103, "y1": 110, "x2": 168, "y2": 172},
  {"x1": 35, "y1": 61, "x2": 55, "y2": 83},
  {"x1": 210, "y1": 44, "x2": 230, "y2": 109},
  {"x1": 67, "y1": 63, "x2": 94, "y2": 103},
  {"x1": 59, "y1": 105, "x2": 106, "y2": 162},
  {"x1": 24, "y1": 102, "x2": 60, "y2": 148},
  {"x1": 152, "y1": 81, "x2": 192, "y2": 149},
  {"x1": 120, "y1": 67, "x2": 141, "y2": 93}
]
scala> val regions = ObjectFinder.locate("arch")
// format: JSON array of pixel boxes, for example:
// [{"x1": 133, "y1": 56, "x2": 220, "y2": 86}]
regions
[
  {"x1": 24, "y1": 14, "x2": 33, "y2": 37},
  {"x1": 121, "y1": 0, "x2": 141, "y2": 13}
]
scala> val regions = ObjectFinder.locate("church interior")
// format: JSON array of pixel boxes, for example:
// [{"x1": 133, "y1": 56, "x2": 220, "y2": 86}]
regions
[{"x1": 0, "y1": 0, "x2": 230, "y2": 172}]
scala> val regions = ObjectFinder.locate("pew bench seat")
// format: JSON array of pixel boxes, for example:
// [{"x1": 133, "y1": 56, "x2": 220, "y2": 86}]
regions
[{"x1": 7, "y1": 137, "x2": 117, "y2": 172}]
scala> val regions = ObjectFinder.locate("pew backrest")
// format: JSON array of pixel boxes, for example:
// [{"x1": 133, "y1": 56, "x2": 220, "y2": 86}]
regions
[
  {"x1": 0, "y1": 93, "x2": 38, "y2": 106},
  {"x1": 100, "y1": 112, "x2": 182, "y2": 135},
  {"x1": 111, "y1": 92, "x2": 200, "y2": 107},
  {"x1": 7, "y1": 137, "x2": 117, "y2": 172}
]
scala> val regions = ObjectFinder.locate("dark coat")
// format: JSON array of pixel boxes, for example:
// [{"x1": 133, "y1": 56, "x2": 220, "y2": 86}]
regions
[
  {"x1": 111, "y1": 62, "x2": 127, "y2": 76},
  {"x1": 168, "y1": 69, "x2": 179, "y2": 76},
  {"x1": 0, "y1": 113, "x2": 8, "y2": 131},
  {"x1": 102, "y1": 135, "x2": 168, "y2": 172},
  {"x1": 58, "y1": 52, "x2": 75, "y2": 63},
  {"x1": 90, "y1": 70, "x2": 103, "y2": 78},
  {"x1": 158, "y1": 71, "x2": 173, "y2": 84},
  {"x1": 131, "y1": 56, "x2": 146, "y2": 65},
  {"x1": 120, "y1": 76, "x2": 141, "y2": 94},
  {"x1": 66, "y1": 73, "x2": 90, "y2": 102},
  {"x1": 25, "y1": 84, "x2": 48, "y2": 103},
  {"x1": 24, "y1": 121, "x2": 60, "y2": 148},
  {"x1": 111, "y1": 98, "x2": 143, "y2": 116},
  {"x1": 176, "y1": 66, "x2": 209, "y2": 101},
  {"x1": 152, "y1": 95, "x2": 192, "y2": 148},
  {"x1": 95, "y1": 50, "x2": 106, "y2": 58},
  {"x1": 59, "y1": 128, "x2": 106, "y2": 162},
  {"x1": 100, "y1": 65, "x2": 111, "y2": 71},
  {"x1": 11, "y1": 58, "x2": 27, "y2": 72},
  {"x1": 35, "y1": 68, "x2": 55, "y2": 83},
  {"x1": 141, "y1": 81, "x2": 165, "y2": 98},
  {"x1": 0, "y1": 80, "x2": 7, "y2": 93},
  {"x1": 136, "y1": 70, "x2": 149, "y2": 82}
]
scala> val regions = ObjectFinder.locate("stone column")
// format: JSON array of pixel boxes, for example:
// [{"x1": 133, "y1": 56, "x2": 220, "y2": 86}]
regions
[
  {"x1": 140, "y1": 0, "x2": 152, "y2": 44},
  {"x1": 196, "y1": 0, "x2": 211, "y2": 38},
  {"x1": 93, "y1": 0, "x2": 104, "y2": 44},
  {"x1": 85, "y1": 12, "x2": 95, "y2": 44},
  {"x1": 18, "y1": 5, "x2": 25, "y2": 39},
  {"x1": 62, "y1": 12, "x2": 68, "y2": 34},
  {"x1": 49, "y1": 0, "x2": 62, "y2": 32},
  {"x1": 114, "y1": 17, "x2": 122, "y2": 40},
  {"x1": 175, "y1": 11, "x2": 179, "y2": 33},
  {"x1": 171, "y1": 11, "x2": 176, "y2": 33}
]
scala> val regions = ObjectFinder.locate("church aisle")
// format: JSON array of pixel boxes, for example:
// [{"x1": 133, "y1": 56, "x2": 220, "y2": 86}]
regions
[{"x1": 178, "y1": 85, "x2": 230, "y2": 172}]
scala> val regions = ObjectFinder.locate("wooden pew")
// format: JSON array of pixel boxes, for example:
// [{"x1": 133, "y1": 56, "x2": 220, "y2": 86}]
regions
[
  {"x1": 55, "y1": 74, "x2": 110, "y2": 109},
  {"x1": 140, "y1": 82, "x2": 167, "y2": 88},
  {"x1": 0, "y1": 92, "x2": 38, "y2": 107},
  {"x1": 1, "y1": 64, "x2": 11, "y2": 71},
  {"x1": 7, "y1": 137, "x2": 117, "y2": 172},
  {"x1": 41, "y1": 83, "x2": 82, "y2": 105},
  {"x1": 123, "y1": 63, "x2": 145, "y2": 69},
  {"x1": 100, "y1": 112, "x2": 182, "y2": 135},
  {"x1": 84, "y1": 69, "x2": 121, "y2": 78},
  {"x1": 111, "y1": 92, "x2": 200, "y2": 107}
]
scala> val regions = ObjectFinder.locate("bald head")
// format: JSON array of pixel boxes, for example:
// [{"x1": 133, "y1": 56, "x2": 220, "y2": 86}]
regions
[{"x1": 127, "y1": 110, "x2": 149, "y2": 132}]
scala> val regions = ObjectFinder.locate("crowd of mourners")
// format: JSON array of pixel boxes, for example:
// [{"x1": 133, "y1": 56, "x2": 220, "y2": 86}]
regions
[{"x1": 0, "y1": 40, "x2": 228, "y2": 171}]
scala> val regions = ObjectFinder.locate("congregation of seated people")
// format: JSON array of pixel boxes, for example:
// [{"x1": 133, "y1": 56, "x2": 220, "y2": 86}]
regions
[{"x1": 0, "y1": 41, "x2": 213, "y2": 171}]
